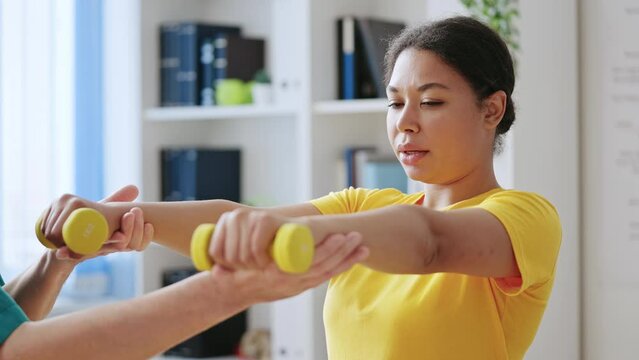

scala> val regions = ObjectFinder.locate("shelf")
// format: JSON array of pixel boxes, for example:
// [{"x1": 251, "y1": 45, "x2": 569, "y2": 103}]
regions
[
  {"x1": 313, "y1": 98, "x2": 388, "y2": 115},
  {"x1": 145, "y1": 105, "x2": 296, "y2": 122}
]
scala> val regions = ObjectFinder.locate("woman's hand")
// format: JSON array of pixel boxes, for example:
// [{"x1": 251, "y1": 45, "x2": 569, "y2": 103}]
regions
[
  {"x1": 209, "y1": 208, "x2": 337, "y2": 271},
  {"x1": 55, "y1": 207, "x2": 154, "y2": 261},
  {"x1": 208, "y1": 208, "x2": 292, "y2": 270},
  {"x1": 40, "y1": 185, "x2": 154, "y2": 261}
]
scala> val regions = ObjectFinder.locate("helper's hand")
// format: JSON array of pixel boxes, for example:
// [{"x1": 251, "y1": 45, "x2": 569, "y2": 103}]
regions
[{"x1": 210, "y1": 231, "x2": 369, "y2": 305}]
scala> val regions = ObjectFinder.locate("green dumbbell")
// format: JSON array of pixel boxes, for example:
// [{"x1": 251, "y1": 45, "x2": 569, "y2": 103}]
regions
[
  {"x1": 190, "y1": 223, "x2": 315, "y2": 274},
  {"x1": 35, "y1": 208, "x2": 109, "y2": 255}
]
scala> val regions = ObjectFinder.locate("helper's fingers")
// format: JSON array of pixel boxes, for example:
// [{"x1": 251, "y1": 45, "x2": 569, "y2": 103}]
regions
[
  {"x1": 306, "y1": 232, "x2": 362, "y2": 277},
  {"x1": 106, "y1": 211, "x2": 134, "y2": 248},
  {"x1": 310, "y1": 232, "x2": 347, "y2": 266},
  {"x1": 128, "y1": 207, "x2": 145, "y2": 251},
  {"x1": 140, "y1": 222, "x2": 154, "y2": 250},
  {"x1": 299, "y1": 244, "x2": 369, "y2": 289},
  {"x1": 324, "y1": 246, "x2": 369, "y2": 278}
]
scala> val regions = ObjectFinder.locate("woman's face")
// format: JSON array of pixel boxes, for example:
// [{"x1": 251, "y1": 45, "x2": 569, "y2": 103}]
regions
[{"x1": 386, "y1": 48, "x2": 496, "y2": 185}]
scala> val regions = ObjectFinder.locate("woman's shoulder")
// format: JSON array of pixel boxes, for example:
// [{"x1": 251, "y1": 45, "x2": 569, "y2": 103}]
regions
[
  {"x1": 485, "y1": 189, "x2": 559, "y2": 215},
  {"x1": 479, "y1": 189, "x2": 562, "y2": 238}
]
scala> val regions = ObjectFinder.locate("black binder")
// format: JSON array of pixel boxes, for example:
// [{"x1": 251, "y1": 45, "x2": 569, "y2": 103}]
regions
[{"x1": 161, "y1": 148, "x2": 241, "y2": 202}]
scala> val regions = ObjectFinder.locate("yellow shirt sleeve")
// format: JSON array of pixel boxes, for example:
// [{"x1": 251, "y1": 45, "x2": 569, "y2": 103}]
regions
[
  {"x1": 478, "y1": 191, "x2": 562, "y2": 296},
  {"x1": 310, "y1": 187, "x2": 371, "y2": 214}
]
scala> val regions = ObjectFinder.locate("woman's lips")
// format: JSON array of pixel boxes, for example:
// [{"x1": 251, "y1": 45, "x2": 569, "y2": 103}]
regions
[{"x1": 399, "y1": 150, "x2": 429, "y2": 165}]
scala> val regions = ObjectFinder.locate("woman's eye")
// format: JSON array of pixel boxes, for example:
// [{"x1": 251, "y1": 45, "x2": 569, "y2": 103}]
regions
[
  {"x1": 387, "y1": 102, "x2": 404, "y2": 109},
  {"x1": 421, "y1": 101, "x2": 444, "y2": 107}
]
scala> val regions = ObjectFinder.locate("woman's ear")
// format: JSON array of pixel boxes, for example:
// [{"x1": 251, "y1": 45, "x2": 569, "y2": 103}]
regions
[{"x1": 482, "y1": 90, "x2": 507, "y2": 130}]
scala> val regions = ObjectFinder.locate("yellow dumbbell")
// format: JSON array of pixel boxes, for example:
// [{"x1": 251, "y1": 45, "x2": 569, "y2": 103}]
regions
[
  {"x1": 35, "y1": 208, "x2": 109, "y2": 256},
  {"x1": 191, "y1": 223, "x2": 315, "y2": 274}
]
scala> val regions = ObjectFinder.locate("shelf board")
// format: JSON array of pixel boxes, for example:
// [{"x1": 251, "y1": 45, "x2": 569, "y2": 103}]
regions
[
  {"x1": 313, "y1": 98, "x2": 388, "y2": 115},
  {"x1": 145, "y1": 105, "x2": 296, "y2": 122}
]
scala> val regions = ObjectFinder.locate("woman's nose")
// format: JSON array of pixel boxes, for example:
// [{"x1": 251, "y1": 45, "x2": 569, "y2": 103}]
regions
[{"x1": 394, "y1": 103, "x2": 420, "y2": 133}]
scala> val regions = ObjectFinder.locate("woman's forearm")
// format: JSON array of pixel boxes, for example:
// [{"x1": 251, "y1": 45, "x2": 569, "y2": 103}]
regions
[
  {"x1": 0, "y1": 272, "x2": 248, "y2": 360},
  {"x1": 304, "y1": 205, "x2": 436, "y2": 274},
  {"x1": 3, "y1": 251, "x2": 76, "y2": 320},
  {"x1": 108, "y1": 199, "x2": 247, "y2": 256}
]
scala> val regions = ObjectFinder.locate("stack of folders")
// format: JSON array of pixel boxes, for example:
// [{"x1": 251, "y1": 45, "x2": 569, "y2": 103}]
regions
[
  {"x1": 161, "y1": 148, "x2": 241, "y2": 202},
  {"x1": 340, "y1": 147, "x2": 408, "y2": 193},
  {"x1": 337, "y1": 16, "x2": 405, "y2": 100},
  {"x1": 159, "y1": 22, "x2": 265, "y2": 106}
]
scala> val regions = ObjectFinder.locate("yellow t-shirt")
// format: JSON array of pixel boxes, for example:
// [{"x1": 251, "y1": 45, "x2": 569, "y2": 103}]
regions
[{"x1": 310, "y1": 187, "x2": 562, "y2": 360}]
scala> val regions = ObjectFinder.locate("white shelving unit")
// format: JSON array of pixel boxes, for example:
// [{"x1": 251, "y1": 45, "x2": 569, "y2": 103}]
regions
[
  {"x1": 313, "y1": 98, "x2": 388, "y2": 115},
  {"x1": 145, "y1": 105, "x2": 296, "y2": 122}
]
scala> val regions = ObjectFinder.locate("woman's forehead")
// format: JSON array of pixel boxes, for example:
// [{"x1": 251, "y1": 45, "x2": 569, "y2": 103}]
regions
[{"x1": 389, "y1": 49, "x2": 466, "y2": 91}]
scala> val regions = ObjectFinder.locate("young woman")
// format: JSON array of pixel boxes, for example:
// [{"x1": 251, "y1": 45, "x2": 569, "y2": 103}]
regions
[
  {"x1": 0, "y1": 185, "x2": 367, "y2": 359},
  {"x1": 39, "y1": 16, "x2": 561, "y2": 359}
]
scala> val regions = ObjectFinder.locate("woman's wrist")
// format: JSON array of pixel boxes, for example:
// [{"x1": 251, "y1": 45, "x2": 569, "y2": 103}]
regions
[
  {"x1": 100, "y1": 202, "x2": 134, "y2": 234},
  {"x1": 301, "y1": 216, "x2": 332, "y2": 246}
]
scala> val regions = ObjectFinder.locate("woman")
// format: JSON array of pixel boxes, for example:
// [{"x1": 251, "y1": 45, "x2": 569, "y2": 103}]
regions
[{"x1": 40, "y1": 16, "x2": 561, "y2": 359}]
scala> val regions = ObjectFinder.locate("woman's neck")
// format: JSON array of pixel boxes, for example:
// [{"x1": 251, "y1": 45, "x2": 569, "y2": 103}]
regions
[{"x1": 421, "y1": 164, "x2": 500, "y2": 209}]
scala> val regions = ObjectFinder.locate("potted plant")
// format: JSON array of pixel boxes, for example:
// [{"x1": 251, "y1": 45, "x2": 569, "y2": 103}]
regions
[
  {"x1": 250, "y1": 69, "x2": 273, "y2": 105},
  {"x1": 459, "y1": 0, "x2": 520, "y2": 62}
]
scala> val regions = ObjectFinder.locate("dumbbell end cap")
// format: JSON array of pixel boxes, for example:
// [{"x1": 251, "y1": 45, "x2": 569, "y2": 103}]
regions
[
  {"x1": 191, "y1": 223, "x2": 216, "y2": 271},
  {"x1": 63, "y1": 208, "x2": 109, "y2": 255},
  {"x1": 35, "y1": 217, "x2": 58, "y2": 249},
  {"x1": 272, "y1": 224, "x2": 314, "y2": 274}
]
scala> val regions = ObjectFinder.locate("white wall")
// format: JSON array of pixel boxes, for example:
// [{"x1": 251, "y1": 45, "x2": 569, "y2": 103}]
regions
[
  {"x1": 515, "y1": 1, "x2": 580, "y2": 358},
  {"x1": 581, "y1": 1, "x2": 639, "y2": 359}
]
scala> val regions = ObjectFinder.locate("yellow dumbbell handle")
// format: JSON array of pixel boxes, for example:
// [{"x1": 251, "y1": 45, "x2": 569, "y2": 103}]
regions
[
  {"x1": 35, "y1": 208, "x2": 109, "y2": 256},
  {"x1": 191, "y1": 223, "x2": 315, "y2": 274}
]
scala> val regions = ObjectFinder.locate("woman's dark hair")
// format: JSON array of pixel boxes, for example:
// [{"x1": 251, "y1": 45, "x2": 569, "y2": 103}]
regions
[{"x1": 384, "y1": 16, "x2": 516, "y2": 151}]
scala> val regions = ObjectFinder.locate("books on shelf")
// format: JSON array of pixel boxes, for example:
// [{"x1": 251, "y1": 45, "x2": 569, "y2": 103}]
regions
[
  {"x1": 160, "y1": 23, "x2": 181, "y2": 107},
  {"x1": 161, "y1": 148, "x2": 241, "y2": 202},
  {"x1": 357, "y1": 18, "x2": 406, "y2": 97},
  {"x1": 340, "y1": 147, "x2": 408, "y2": 193},
  {"x1": 362, "y1": 155, "x2": 408, "y2": 193},
  {"x1": 160, "y1": 22, "x2": 240, "y2": 107},
  {"x1": 343, "y1": 146, "x2": 376, "y2": 187},
  {"x1": 213, "y1": 35, "x2": 265, "y2": 84},
  {"x1": 337, "y1": 16, "x2": 372, "y2": 100},
  {"x1": 159, "y1": 21, "x2": 265, "y2": 107},
  {"x1": 211, "y1": 35, "x2": 265, "y2": 105},
  {"x1": 336, "y1": 16, "x2": 405, "y2": 100}
]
